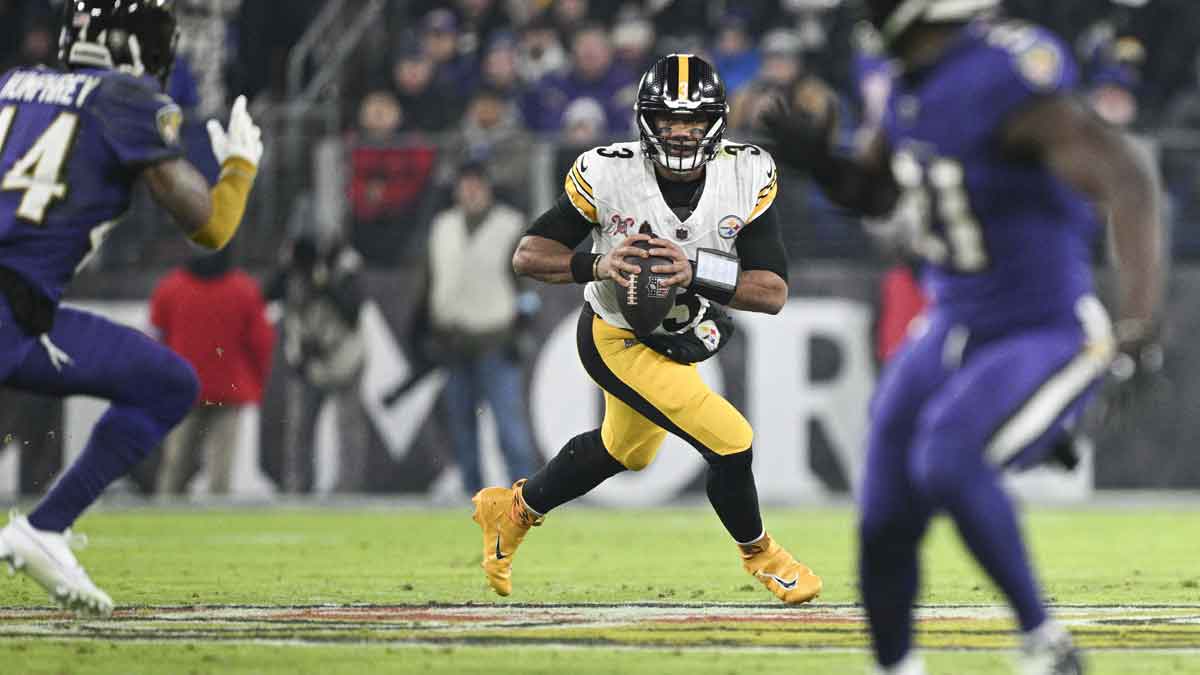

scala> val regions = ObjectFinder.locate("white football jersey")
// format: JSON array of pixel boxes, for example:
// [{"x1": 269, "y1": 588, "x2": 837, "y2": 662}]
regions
[{"x1": 564, "y1": 140, "x2": 779, "y2": 334}]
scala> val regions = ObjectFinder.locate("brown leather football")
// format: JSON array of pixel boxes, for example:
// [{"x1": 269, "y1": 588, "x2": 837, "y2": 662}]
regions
[{"x1": 614, "y1": 240, "x2": 678, "y2": 337}]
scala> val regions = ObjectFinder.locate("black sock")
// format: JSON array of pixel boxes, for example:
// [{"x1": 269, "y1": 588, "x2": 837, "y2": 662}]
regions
[
  {"x1": 521, "y1": 429, "x2": 626, "y2": 514},
  {"x1": 705, "y1": 450, "x2": 764, "y2": 543}
]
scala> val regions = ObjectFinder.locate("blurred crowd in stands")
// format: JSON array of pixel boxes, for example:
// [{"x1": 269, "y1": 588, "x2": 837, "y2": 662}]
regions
[{"x1": 7, "y1": 0, "x2": 1200, "y2": 265}]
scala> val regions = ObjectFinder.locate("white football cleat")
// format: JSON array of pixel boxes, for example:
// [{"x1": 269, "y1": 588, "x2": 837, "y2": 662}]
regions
[
  {"x1": 1021, "y1": 620, "x2": 1085, "y2": 675},
  {"x1": 0, "y1": 511, "x2": 113, "y2": 618},
  {"x1": 874, "y1": 652, "x2": 928, "y2": 675}
]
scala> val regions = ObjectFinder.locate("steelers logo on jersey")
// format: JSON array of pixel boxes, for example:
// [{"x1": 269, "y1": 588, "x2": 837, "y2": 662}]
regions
[{"x1": 718, "y1": 215, "x2": 746, "y2": 239}]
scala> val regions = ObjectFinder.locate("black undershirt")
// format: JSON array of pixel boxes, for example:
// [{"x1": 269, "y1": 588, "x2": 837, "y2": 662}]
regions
[{"x1": 527, "y1": 175, "x2": 788, "y2": 282}]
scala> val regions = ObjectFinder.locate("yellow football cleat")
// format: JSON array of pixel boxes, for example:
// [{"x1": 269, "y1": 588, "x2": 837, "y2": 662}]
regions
[
  {"x1": 738, "y1": 533, "x2": 822, "y2": 605},
  {"x1": 471, "y1": 479, "x2": 543, "y2": 597}
]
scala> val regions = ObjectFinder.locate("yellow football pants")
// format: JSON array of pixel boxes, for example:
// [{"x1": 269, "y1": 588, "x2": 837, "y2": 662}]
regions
[{"x1": 577, "y1": 307, "x2": 753, "y2": 470}]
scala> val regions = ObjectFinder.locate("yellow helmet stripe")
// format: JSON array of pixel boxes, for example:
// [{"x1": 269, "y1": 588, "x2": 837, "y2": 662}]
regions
[{"x1": 677, "y1": 54, "x2": 689, "y2": 101}]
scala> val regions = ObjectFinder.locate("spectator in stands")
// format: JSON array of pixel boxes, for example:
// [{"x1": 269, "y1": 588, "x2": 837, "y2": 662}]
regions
[
  {"x1": 151, "y1": 248, "x2": 275, "y2": 496},
  {"x1": 551, "y1": 0, "x2": 590, "y2": 38},
  {"x1": 776, "y1": 0, "x2": 859, "y2": 97},
  {"x1": 728, "y1": 29, "x2": 804, "y2": 131},
  {"x1": 517, "y1": 13, "x2": 569, "y2": 84},
  {"x1": 563, "y1": 97, "x2": 607, "y2": 146},
  {"x1": 611, "y1": 16, "x2": 655, "y2": 76},
  {"x1": 0, "y1": 17, "x2": 53, "y2": 71},
  {"x1": 391, "y1": 42, "x2": 458, "y2": 133},
  {"x1": 454, "y1": 0, "x2": 509, "y2": 59},
  {"x1": 358, "y1": 90, "x2": 404, "y2": 143},
  {"x1": 266, "y1": 231, "x2": 370, "y2": 494},
  {"x1": 0, "y1": 0, "x2": 52, "y2": 69},
  {"x1": 554, "y1": 97, "x2": 608, "y2": 194},
  {"x1": 445, "y1": 88, "x2": 532, "y2": 210},
  {"x1": 522, "y1": 23, "x2": 635, "y2": 133},
  {"x1": 426, "y1": 163, "x2": 538, "y2": 495},
  {"x1": 1083, "y1": 34, "x2": 1146, "y2": 128},
  {"x1": 347, "y1": 90, "x2": 439, "y2": 265},
  {"x1": 479, "y1": 31, "x2": 526, "y2": 102},
  {"x1": 713, "y1": 13, "x2": 761, "y2": 95},
  {"x1": 423, "y1": 8, "x2": 474, "y2": 93}
]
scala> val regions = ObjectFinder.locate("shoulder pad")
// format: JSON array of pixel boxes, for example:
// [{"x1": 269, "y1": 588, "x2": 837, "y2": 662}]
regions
[
  {"x1": 983, "y1": 21, "x2": 1075, "y2": 94},
  {"x1": 565, "y1": 146, "x2": 613, "y2": 224},
  {"x1": 91, "y1": 71, "x2": 184, "y2": 166}
]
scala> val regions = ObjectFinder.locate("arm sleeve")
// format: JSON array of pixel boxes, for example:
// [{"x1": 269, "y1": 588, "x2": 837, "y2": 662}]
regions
[
  {"x1": 735, "y1": 207, "x2": 789, "y2": 283},
  {"x1": 526, "y1": 192, "x2": 595, "y2": 249},
  {"x1": 92, "y1": 75, "x2": 185, "y2": 169}
]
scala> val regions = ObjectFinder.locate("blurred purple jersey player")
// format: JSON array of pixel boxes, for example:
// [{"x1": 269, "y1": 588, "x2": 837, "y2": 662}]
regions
[
  {"x1": 0, "y1": 0, "x2": 263, "y2": 617},
  {"x1": 764, "y1": 1, "x2": 1165, "y2": 674}
]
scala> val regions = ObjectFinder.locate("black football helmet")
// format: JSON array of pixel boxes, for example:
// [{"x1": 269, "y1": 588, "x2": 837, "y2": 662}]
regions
[
  {"x1": 58, "y1": 0, "x2": 179, "y2": 87},
  {"x1": 635, "y1": 54, "x2": 728, "y2": 173},
  {"x1": 866, "y1": 0, "x2": 998, "y2": 46}
]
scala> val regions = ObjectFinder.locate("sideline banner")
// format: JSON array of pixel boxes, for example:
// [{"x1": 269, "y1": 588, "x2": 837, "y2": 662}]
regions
[{"x1": 4, "y1": 265, "x2": 1196, "y2": 500}]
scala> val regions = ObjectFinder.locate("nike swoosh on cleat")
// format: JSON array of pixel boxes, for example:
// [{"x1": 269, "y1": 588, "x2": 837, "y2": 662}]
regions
[
  {"x1": 495, "y1": 534, "x2": 506, "y2": 560},
  {"x1": 758, "y1": 571, "x2": 798, "y2": 589}
]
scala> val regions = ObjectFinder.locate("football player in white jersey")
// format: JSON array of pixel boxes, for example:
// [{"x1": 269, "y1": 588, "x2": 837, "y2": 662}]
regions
[{"x1": 470, "y1": 54, "x2": 821, "y2": 605}]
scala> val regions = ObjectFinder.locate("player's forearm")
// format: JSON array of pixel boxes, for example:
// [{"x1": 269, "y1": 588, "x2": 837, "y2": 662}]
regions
[
  {"x1": 1106, "y1": 140, "x2": 1165, "y2": 323},
  {"x1": 190, "y1": 159, "x2": 257, "y2": 249},
  {"x1": 143, "y1": 157, "x2": 256, "y2": 249},
  {"x1": 728, "y1": 270, "x2": 787, "y2": 315},
  {"x1": 143, "y1": 157, "x2": 212, "y2": 234},
  {"x1": 512, "y1": 235, "x2": 580, "y2": 284}
]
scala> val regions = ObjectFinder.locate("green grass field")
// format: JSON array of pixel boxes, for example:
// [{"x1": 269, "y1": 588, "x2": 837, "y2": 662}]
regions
[{"x1": 1, "y1": 503, "x2": 1199, "y2": 673}]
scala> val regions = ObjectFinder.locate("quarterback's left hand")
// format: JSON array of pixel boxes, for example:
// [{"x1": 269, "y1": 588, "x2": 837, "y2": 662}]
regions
[
  {"x1": 208, "y1": 95, "x2": 264, "y2": 167},
  {"x1": 647, "y1": 238, "x2": 692, "y2": 287},
  {"x1": 641, "y1": 304, "x2": 735, "y2": 364}
]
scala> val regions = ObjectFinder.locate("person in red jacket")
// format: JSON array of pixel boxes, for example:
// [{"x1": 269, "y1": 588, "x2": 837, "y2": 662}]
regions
[{"x1": 150, "y1": 248, "x2": 275, "y2": 495}]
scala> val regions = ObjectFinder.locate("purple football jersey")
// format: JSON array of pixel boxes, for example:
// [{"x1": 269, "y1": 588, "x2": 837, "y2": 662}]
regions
[
  {"x1": 0, "y1": 66, "x2": 183, "y2": 302},
  {"x1": 881, "y1": 21, "x2": 1099, "y2": 330}
]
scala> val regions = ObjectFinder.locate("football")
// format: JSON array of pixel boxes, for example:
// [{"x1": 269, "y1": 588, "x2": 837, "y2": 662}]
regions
[{"x1": 614, "y1": 240, "x2": 678, "y2": 337}]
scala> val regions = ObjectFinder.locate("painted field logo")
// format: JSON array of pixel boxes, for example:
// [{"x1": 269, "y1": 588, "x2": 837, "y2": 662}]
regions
[
  {"x1": 2, "y1": 603, "x2": 1197, "y2": 651},
  {"x1": 718, "y1": 215, "x2": 745, "y2": 239}
]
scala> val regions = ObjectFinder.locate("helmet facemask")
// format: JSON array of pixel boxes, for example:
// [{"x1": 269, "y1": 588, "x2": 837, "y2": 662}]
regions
[{"x1": 637, "y1": 107, "x2": 726, "y2": 173}]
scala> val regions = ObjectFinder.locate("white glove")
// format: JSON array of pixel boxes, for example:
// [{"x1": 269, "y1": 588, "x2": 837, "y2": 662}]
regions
[{"x1": 207, "y1": 95, "x2": 263, "y2": 167}]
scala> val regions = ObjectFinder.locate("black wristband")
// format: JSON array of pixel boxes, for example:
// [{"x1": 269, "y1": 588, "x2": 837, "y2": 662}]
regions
[{"x1": 571, "y1": 252, "x2": 601, "y2": 284}]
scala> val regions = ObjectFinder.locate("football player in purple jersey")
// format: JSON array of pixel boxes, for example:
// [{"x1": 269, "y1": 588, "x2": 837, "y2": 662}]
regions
[
  {"x1": 0, "y1": 0, "x2": 262, "y2": 617},
  {"x1": 764, "y1": 1, "x2": 1164, "y2": 673}
]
